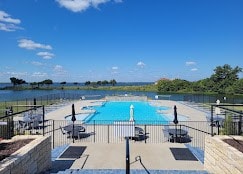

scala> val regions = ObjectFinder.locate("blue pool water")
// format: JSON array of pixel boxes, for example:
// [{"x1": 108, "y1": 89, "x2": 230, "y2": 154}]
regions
[{"x1": 84, "y1": 101, "x2": 171, "y2": 124}]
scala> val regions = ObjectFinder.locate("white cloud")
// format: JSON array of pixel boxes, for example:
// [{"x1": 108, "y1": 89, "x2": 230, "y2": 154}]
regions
[
  {"x1": 52, "y1": 65, "x2": 68, "y2": 79},
  {"x1": 32, "y1": 72, "x2": 48, "y2": 77},
  {"x1": 56, "y1": 0, "x2": 90, "y2": 12},
  {"x1": 112, "y1": 66, "x2": 118, "y2": 70},
  {"x1": 0, "y1": 11, "x2": 22, "y2": 32},
  {"x1": 111, "y1": 66, "x2": 119, "y2": 74},
  {"x1": 0, "y1": 11, "x2": 20, "y2": 24},
  {"x1": 0, "y1": 23, "x2": 23, "y2": 32},
  {"x1": 56, "y1": 0, "x2": 121, "y2": 12},
  {"x1": 137, "y1": 61, "x2": 146, "y2": 68},
  {"x1": 5, "y1": 71, "x2": 28, "y2": 77},
  {"x1": 37, "y1": 52, "x2": 55, "y2": 59},
  {"x1": 186, "y1": 61, "x2": 196, "y2": 66},
  {"x1": 31, "y1": 61, "x2": 44, "y2": 66},
  {"x1": 18, "y1": 39, "x2": 52, "y2": 50},
  {"x1": 191, "y1": 68, "x2": 198, "y2": 71},
  {"x1": 54, "y1": 65, "x2": 64, "y2": 72}
]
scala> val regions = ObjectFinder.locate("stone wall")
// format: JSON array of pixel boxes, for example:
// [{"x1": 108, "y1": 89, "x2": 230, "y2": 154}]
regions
[
  {"x1": 0, "y1": 135, "x2": 51, "y2": 174},
  {"x1": 204, "y1": 135, "x2": 243, "y2": 174}
]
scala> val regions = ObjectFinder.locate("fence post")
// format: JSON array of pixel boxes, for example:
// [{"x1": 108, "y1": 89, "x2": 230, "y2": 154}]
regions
[
  {"x1": 42, "y1": 106, "x2": 45, "y2": 136},
  {"x1": 238, "y1": 114, "x2": 242, "y2": 135},
  {"x1": 211, "y1": 105, "x2": 214, "y2": 136},
  {"x1": 93, "y1": 120, "x2": 96, "y2": 143},
  {"x1": 144, "y1": 125, "x2": 147, "y2": 144},
  {"x1": 125, "y1": 137, "x2": 130, "y2": 174},
  {"x1": 52, "y1": 120, "x2": 55, "y2": 149},
  {"x1": 216, "y1": 121, "x2": 220, "y2": 135}
]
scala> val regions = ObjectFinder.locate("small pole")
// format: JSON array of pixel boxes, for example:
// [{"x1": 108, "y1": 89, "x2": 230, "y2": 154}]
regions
[
  {"x1": 93, "y1": 120, "x2": 96, "y2": 143},
  {"x1": 238, "y1": 113, "x2": 242, "y2": 135},
  {"x1": 125, "y1": 137, "x2": 130, "y2": 174},
  {"x1": 211, "y1": 105, "x2": 214, "y2": 136},
  {"x1": 52, "y1": 120, "x2": 55, "y2": 149},
  {"x1": 144, "y1": 125, "x2": 147, "y2": 144},
  {"x1": 72, "y1": 122, "x2": 75, "y2": 143},
  {"x1": 216, "y1": 121, "x2": 220, "y2": 135},
  {"x1": 42, "y1": 105, "x2": 45, "y2": 136}
]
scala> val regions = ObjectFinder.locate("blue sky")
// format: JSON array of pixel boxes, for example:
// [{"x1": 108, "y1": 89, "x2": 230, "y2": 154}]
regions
[{"x1": 0, "y1": 0, "x2": 242, "y2": 83}]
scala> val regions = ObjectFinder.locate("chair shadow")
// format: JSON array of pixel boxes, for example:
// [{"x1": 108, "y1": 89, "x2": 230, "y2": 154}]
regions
[
  {"x1": 170, "y1": 136, "x2": 192, "y2": 143},
  {"x1": 132, "y1": 134, "x2": 149, "y2": 141},
  {"x1": 68, "y1": 132, "x2": 95, "y2": 140}
]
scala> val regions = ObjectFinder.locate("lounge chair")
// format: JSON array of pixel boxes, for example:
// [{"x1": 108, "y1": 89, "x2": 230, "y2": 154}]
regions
[
  {"x1": 162, "y1": 125, "x2": 173, "y2": 142},
  {"x1": 17, "y1": 120, "x2": 28, "y2": 133},
  {"x1": 133, "y1": 126, "x2": 145, "y2": 141},
  {"x1": 60, "y1": 126, "x2": 70, "y2": 135},
  {"x1": 18, "y1": 120, "x2": 27, "y2": 128},
  {"x1": 78, "y1": 128, "x2": 90, "y2": 139}
]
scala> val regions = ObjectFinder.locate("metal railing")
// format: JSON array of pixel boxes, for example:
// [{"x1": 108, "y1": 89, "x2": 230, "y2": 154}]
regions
[
  {"x1": 2, "y1": 116, "x2": 242, "y2": 155},
  {"x1": 210, "y1": 104, "x2": 243, "y2": 136},
  {"x1": 0, "y1": 93, "x2": 103, "y2": 116},
  {"x1": 1, "y1": 119, "x2": 213, "y2": 151}
]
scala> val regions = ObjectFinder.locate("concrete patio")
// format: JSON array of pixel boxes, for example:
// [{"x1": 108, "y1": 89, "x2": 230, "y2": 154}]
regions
[{"x1": 51, "y1": 142, "x2": 205, "y2": 173}]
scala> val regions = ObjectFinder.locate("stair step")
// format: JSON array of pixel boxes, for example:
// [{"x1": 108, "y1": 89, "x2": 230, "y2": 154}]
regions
[{"x1": 54, "y1": 169, "x2": 208, "y2": 174}]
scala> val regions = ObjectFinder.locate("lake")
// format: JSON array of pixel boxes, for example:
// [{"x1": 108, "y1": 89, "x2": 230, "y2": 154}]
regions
[{"x1": 0, "y1": 88, "x2": 242, "y2": 104}]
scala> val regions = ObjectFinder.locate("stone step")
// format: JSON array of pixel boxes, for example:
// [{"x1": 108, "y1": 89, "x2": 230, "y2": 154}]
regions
[{"x1": 54, "y1": 169, "x2": 208, "y2": 174}]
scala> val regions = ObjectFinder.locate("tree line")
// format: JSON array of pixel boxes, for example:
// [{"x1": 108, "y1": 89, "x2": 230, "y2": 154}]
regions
[
  {"x1": 8, "y1": 78, "x2": 117, "y2": 89},
  {"x1": 157, "y1": 64, "x2": 243, "y2": 94},
  {"x1": 84, "y1": 79, "x2": 117, "y2": 87},
  {"x1": 9, "y1": 78, "x2": 54, "y2": 89},
  {"x1": 7, "y1": 64, "x2": 243, "y2": 95}
]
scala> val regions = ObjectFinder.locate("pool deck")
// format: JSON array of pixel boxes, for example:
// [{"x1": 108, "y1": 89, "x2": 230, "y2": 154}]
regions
[
  {"x1": 53, "y1": 142, "x2": 205, "y2": 171},
  {"x1": 45, "y1": 99, "x2": 207, "y2": 122}
]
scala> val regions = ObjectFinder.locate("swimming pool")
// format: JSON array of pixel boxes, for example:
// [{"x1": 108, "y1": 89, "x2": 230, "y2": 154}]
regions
[{"x1": 83, "y1": 101, "x2": 171, "y2": 124}]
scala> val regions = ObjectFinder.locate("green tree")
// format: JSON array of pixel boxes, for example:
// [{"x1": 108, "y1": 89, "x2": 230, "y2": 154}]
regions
[
  {"x1": 97, "y1": 81, "x2": 102, "y2": 85},
  {"x1": 10, "y1": 77, "x2": 26, "y2": 87},
  {"x1": 10, "y1": 77, "x2": 18, "y2": 87},
  {"x1": 173, "y1": 79, "x2": 191, "y2": 92},
  {"x1": 84, "y1": 81, "x2": 91, "y2": 86},
  {"x1": 30, "y1": 82, "x2": 38, "y2": 89},
  {"x1": 157, "y1": 79, "x2": 173, "y2": 92},
  {"x1": 157, "y1": 79, "x2": 190, "y2": 92},
  {"x1": 192, "y1": 78, "x2": 214, "y2": 93},
  {"x1": 210, "y1": 64, "x2": 242, "y2": 94},
  {"x1": 110, "y1": 79, "x2": 117, "y2": 86},
  {"x1": 233, "y1": 78, "x2": 243, "y2": 94},
  {"x1": 101, "y1": 80, "x2": 109, "y2": 85},
  {"x1": 42, "y1": 79, "x2": 53, "y2": 87}
]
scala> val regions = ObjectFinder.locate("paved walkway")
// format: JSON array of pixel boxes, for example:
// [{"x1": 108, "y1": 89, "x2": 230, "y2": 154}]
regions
[{"x1": 51, "y1": 142, "x2": 204, "y2": 171}]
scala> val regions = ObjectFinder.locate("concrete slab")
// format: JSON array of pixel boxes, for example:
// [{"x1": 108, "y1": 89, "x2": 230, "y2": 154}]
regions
[{"x1": 69, "y1": 142, "x2": 204, "y2": 171}]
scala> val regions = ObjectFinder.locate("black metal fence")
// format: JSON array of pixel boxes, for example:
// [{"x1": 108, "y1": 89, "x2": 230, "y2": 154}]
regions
[
  {"x1": 1, "y1": 118, "x2": 212, "y2": 151},
  {"x1": 0, "y1": 93, "x2": 103, "y2": 116},
  {"x1": 210, "y1": 104, "x2": 243, "y2": 136},
  {"x1": 1, "y1": 92, "x2": 243, "y2": 116},
  {"x1": 0, "y1": 105, "x2": 45, "y2": 139},
  {"x1": 1, "y1": 116, "x2": 242, "y2": 154}
]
